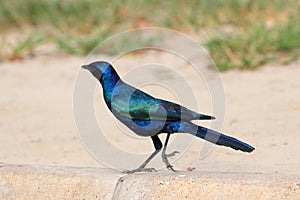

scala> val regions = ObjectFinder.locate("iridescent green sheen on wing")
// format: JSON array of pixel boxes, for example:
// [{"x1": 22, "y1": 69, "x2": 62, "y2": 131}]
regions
[{"x1": 111, "y1": 84, "x2": 210, "y2": 122}]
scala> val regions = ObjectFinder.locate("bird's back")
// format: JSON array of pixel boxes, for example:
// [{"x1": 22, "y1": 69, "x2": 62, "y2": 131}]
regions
[{"x1": 109, "y1": 81, "x2": 211, "y2": 122}]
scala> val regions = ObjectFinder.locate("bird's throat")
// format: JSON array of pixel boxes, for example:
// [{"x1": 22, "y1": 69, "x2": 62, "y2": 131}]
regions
[{"x1": 100, "y1": 67, "x2": 121, "y2": 109}]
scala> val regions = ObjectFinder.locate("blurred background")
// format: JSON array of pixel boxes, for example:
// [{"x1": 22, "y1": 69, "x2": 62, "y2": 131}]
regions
[
  {"x1": 0, "y1": 0, "x2": 299, "y2": 174},
  {"x1": 0, "y1": 0, "x2": 299, "y2": 70}
]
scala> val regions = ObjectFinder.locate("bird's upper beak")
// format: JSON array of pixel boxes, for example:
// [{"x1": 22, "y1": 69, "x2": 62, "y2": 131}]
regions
[{"x1": 81, "y1": 65, "x2": 89, "y2": 70}]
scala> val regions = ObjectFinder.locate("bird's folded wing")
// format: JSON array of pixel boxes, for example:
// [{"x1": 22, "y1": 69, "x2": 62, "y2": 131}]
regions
[{"x1": 110, "y1": 86, "x2": 212, "y2": 122}]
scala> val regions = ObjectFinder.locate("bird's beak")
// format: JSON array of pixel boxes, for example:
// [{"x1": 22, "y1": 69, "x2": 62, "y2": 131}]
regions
[{"x1": 81, "y1": 65, "x2": 89, "y2": 70}]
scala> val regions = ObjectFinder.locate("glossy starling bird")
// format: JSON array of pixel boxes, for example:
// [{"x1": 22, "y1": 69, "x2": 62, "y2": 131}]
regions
[{"x1": 82, "y1": 61, "x2": 255, "y2": 173}]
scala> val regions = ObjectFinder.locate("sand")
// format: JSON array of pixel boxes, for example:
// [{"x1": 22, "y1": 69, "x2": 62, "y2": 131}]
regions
[{"x1": 0, "y1": 53, "x2": 299, "y2": 175}]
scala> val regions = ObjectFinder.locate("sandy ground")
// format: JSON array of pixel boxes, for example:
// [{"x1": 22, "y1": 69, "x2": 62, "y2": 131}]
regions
[{"x1": 0, "y1": 53, "x2": 299, "y2": 175}]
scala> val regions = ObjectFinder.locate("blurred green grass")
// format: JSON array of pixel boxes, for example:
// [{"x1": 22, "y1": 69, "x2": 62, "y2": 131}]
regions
[{"x1": 0, "y1": 0, "x2": 299, "y2": 70}]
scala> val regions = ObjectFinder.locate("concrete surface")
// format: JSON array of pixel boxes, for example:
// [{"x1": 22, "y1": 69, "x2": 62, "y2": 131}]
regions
[
  {"x1": 0, "y1": 164, "x2": 299, "y2": 200},
  {"x1": 0, "y1": 164, "x2": 122, "y2": 200}
]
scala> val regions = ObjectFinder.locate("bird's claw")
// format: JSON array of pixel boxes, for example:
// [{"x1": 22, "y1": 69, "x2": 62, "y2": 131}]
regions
[
  {"x1": 161, "y1": 150, "x2": 179, "y2": 172},
  {"x1": 122, "y1": 167, "x2": 157, "y2": 174},
  {"x1": 163, "y1": 150, "x2": 180, "y2": 158},
  {"x1": 167, "y1": 164, "x2": 177, "y2": 172}
]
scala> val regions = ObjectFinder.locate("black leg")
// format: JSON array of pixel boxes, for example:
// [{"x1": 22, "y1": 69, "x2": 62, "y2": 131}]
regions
[
  {"x1": 123, "y1": 135, "x2": 162, "y2": 173},
  {"x1": 161, "y1": 131, "x2": 179, "y2": 172}
]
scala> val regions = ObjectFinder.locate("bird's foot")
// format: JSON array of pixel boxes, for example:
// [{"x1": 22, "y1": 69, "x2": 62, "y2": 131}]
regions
[
  {"x1": 166, "y1": 164, "x2": 177, "y2": 172},
  {"x1": 161, "y1": 151, "x2": 179, "y2": 172},
  {"x1": 122, "y1": 167, "x2": 157, "y2": 174},
  {"x1": 163, "y1": 150, "x2": 180, "y2": 158}
]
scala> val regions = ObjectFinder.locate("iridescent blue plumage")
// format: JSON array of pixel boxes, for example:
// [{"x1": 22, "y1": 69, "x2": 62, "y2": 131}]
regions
[{"x1": 82, "y1": 61, "x2": 255, "y2": 173}]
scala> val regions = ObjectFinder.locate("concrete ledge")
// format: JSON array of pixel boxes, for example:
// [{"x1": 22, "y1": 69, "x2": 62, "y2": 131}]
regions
[
  {"x1": 0, "y1": 164, "x2": 122, "y2": 200},
  {"x1": 1, "y1": 164, "x2": 299, "y2": 200},
  {"x1": 113, "y1": 172, "x2": 300, "y2": 200}
]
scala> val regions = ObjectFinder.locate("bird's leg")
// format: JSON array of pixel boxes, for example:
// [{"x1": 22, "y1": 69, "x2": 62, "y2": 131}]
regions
[
  {"x1": 162, "y1": 130, "x2": 179, "y2": 172},
  {"x1": 123, "y1": 135, "x2": 162, "y2": 174},
  {"x1": 123, "y1": 149, "x2": 161, "y2": 174}
]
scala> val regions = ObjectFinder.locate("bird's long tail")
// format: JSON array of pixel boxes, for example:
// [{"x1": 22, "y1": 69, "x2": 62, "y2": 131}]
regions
[{"x1": 181, "y1": 122, "x2": 255, "y2": 152}]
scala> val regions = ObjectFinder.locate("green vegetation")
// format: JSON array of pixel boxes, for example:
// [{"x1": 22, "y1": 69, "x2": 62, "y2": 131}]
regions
[
  {"x1": 0, "y1": 0, "x2": 299, "y2": 70},
  {"x1": 207, "y1": 22, "x2": 300, "y2": 70}
]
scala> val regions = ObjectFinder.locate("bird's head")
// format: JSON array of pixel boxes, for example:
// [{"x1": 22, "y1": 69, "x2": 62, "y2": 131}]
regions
[{"x1": 81, "y1": 61, "x2": 111, "y2": 80}]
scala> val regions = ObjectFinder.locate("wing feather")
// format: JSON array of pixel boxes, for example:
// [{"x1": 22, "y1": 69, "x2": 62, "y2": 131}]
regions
[{"x1": 110, "y1": 83, "x2": 213, "y2": 121}]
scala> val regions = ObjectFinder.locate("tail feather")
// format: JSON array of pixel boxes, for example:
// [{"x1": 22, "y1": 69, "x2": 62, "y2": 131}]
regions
[
  {"x1": 181, "y1": 122, "x2": 255, "y2": 152},
  {"x1": 198, "y1": 114, "x2": 216, "y2": 120}
]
